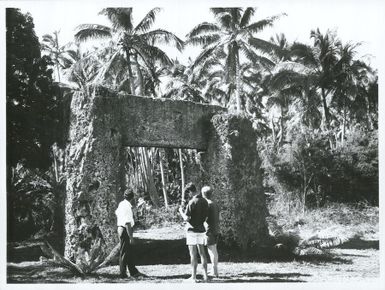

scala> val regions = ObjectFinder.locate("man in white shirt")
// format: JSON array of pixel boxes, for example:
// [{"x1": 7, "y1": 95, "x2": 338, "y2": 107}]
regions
[{"x1": 115, "y1": 189, "x2": 144, "y2": 278}]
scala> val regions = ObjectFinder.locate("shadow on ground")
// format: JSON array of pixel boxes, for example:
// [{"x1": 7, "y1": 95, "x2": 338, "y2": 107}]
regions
[
  {"x1": 7, "y1": 230, "x2": 378, "y2": 283},
  {"x1": 337, "y1": 238, "x2": 379, "y2": 250}
]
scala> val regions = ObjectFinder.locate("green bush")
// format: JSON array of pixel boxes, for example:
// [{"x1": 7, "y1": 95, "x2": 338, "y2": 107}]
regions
[
  {"x1": 261, "y1": 127, "x2": 378, "y2": 207},
  {"x1": 135, "y1": 204, "x2": 181, "y2": 229}
]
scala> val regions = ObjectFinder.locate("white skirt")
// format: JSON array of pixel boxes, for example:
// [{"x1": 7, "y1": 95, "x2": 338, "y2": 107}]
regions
[{"x1": 186, "y1": 231, "x2": 205, "y2": 245}]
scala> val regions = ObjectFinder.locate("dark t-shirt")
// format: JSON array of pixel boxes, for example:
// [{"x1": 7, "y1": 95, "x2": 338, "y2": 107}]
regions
[
  {"x1": 206, "y1": 201, "x2": 219, "y2": 235},
  {"x1": 185, "y1": 193, "x2": 209, "y2": 233}
]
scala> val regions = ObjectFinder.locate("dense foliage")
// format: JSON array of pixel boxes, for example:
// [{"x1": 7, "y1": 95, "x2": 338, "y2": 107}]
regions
[
  {"x1": 6, "y1": 9, "x2": 67, "y2": 243},
  {"x1": 6, "y1": 8, "x2": 58, "y2": 170}
]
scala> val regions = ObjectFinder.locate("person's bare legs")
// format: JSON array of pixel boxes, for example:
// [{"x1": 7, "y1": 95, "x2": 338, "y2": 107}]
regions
[
  {"x1": 188, "y1": 245, "x2": 198, "y2": 281},
  {"x1": 197, "y1": 244, "x2": 208, "y2": 281},
  {"x1": 207, "y1": 244, "x2": 219, "y2": 277}
]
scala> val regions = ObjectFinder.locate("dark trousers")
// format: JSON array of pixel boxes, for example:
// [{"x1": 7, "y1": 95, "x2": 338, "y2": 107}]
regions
[{"x1": 119, "y1": 227, "x2": 139, "y2": 276}]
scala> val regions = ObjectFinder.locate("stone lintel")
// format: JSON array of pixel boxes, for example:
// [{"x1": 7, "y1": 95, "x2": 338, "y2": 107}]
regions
[{"x1": 92, "y1": 87, "x2": 226, "y2": 150}]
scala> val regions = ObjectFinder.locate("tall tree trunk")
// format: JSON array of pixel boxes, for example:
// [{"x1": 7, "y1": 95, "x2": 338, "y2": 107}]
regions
[
  {"x1": 302, "y1": 167, "x2": 307, "y2": 214},
  {"x1": 321, "y1": 88, "x2": 330, "y2": 129},
  {"x1": 342, "y1": 102, "x2": 346, "y2": 147},
  {"x1": 56, "y1": 64, "x2": 61, "y2": 82},
  {"x1": 140, "y1": 147, "x2": 160, "y2": 208},
  {"x1": 278, "y1": 116, "x2": 283, "y2": 145},
  {"x1": 159, "y1": 149, "x2": 168, "y2": 208},
  {"x1": 179, "y1": 148, "x2": 185, "y2": 203},
  {"x1": 235, "y1": 50, "x2": 242, "y2": 112},
  {"x1": 363, "y1": 90, "x2": 373, "y2": 130},
  {"x1": 270, "y1": 117, "x2": 276, "y2": 144},
  {"x1": 136, "y1": 148, "x2": 148, "y2": 195},
  {"x1": 125, "y1": 50, "x2": 136, "y2": 95},
  {"x1": 134, "y1": 54, "x2": 144, "y2": 96}
]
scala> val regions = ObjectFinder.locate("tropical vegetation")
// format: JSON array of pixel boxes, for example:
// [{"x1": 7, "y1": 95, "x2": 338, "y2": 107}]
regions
[{"x1": 7, "y1": 7, "x2": 378, "y2": 248}]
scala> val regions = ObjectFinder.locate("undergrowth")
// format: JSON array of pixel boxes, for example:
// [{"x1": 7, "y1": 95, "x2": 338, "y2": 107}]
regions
[
  {"x1": 135, "y1": 204, "x2": 181, "y2": 229},
  {"x1": 267, "y1": 194, "x2": 379, "y2": 250}
]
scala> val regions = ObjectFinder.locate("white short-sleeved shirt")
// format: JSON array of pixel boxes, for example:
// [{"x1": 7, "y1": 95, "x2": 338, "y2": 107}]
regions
[{"x1": 115, "y1": 199, "x2": 135, "y2": 227}]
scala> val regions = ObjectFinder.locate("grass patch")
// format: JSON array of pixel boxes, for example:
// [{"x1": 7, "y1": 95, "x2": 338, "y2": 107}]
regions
[{"x1": 268, "y1": 197, "x2": 379, "y2": 251}]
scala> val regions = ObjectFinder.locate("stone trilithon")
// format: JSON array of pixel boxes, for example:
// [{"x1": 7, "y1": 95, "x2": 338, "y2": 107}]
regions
[{"x1": 64, "y1": 85, "x2": 269, "y2": 271}]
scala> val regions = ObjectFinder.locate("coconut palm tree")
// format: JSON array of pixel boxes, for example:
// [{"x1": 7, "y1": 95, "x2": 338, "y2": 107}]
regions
[
  {"x1": 75, "y1": 8, "x2": 184, "y2": 96},
  {"x1": 75, "y1": 8, "x2": 184, "y2": 208},
  {"x1": 186, "y1": 7, "x2": 285, "y2": 112},
  {"x1": 290, "y1": 29, "x2": 341, "y2": 130},
  {"x1": 163, "y1": 59, "x2": 210, "y2": 103},
  {"x1": 266, "y1": 59, "x2": 322, "y2": 144},
  {"x1": 332, "y1": 42, "x2": 374, "y2": 145}
]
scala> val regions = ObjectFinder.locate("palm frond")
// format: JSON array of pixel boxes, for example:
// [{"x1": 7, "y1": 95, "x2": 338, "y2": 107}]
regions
[
  {"x1": 99, "y1": 8, "x2": 133, "y2": 32},
  {"x1": 249, "y1": 37, "x2": 281, "y2": 55},
  {"x1": 143, "y1": 29, "x2": 184, "y2": 51},
  {"x1": 269, "y1": 69, "x2": 304, "y2": 91},
  {"x1": 74, "y1": 24, "x2": 111, "y2": 42},
  {"x1": 191, "y1": 43, "x2": 221, "y2": 69},
  {"x1": 244, "y1": 13, "x2": 286, "y2": 34},
  {"x1": 93, "y1": 49, "x2": 123, "y2": 83},
  {"x1": 162, "y1": 87, "x2": 179, "y2": 99},
  {"x1": 134, "y1": 7, "x2": 161, "y2": 34},
  {"x1": 210, "y1": 9, "x2": 233, "y2": 30},
  {"x1": 186, "y1": 22, "x2": 221, "y2": 38},
  {"x1": 186, "y1": 34, "x2": 221, "y2": 47},
  {"x1": 239, "y1": 43, "x2": 275, "y2": 69},
  {"x1": 65, "y1": 49, "x2": 80, "y2": 62},
  {"x1": 240, "y1": 7, "x2": 255, "y2": 27},
  {"x1": 210, "y1": 8, "x2": 228, "y2": 16},
  {"x1": 290, "y1": 42, "x2": 318, "y2": 67},
  {"x1": 273, "y1": 61, "x2": 312, "y2": 75},
  {"x1": 229, "y1": 8, "x2": 243, "y2": 27},
  {"x1": 136, "y1": 44, "x2": 172, "y2": 67},
  {"x1": 42, "y1": 34, "x2": 56, "y2": 46}
]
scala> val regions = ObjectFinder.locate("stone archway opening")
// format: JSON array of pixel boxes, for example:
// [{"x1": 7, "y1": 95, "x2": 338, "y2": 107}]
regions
[
  {"x1": 64, "y1": 85, "x2": 269, "y2": 271},
  {"x1": 122, "y1": 146, "x2": 202, "y2": 212}
]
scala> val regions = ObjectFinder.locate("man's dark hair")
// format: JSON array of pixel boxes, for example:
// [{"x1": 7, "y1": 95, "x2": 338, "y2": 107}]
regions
[
  {"x1": 124, "y1": 189, "x2": 134, "y2": 200},
  {"x1": 184, "y1": 182, "x2": 196, "y2": 194}
]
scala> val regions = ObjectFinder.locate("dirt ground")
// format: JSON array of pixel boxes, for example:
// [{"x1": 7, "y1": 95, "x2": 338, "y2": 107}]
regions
[{"x1": 7, "y1": 224, "x2": 380, "y2": 283}]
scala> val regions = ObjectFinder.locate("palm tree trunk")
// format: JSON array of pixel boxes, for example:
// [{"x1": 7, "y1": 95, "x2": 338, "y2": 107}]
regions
[
  {"x1": 125, "y1": 50, "x2": 136, "y2": 95},
  {"x1": 270, "y1": 117, "x2": 276, "y2": 144},
  {"x1": 140, "y1": 147, "x2": 160, "y2": 208},
  {"x1": 321, "y1": 88, "x2": 330, "y2": 129},
  {"x1": 278, "y1": 116, "x2": 283, "y2": 145},
  {"x1": 56, "y1": 64, "x2": 61, "y2": 82},
  {"x1": 159, "y1": 149, "x2": 168, "y2": 208},
  {"x1": 235, "y1": 50, "x2": 242, "y2": 112},
  {"x1": 179, "y1": 149, "x2": 185, "y2": 203},
  {"x1": 342, "y1": 104, "x2": 346, "y2": 147},
  {"x1": 134, "y1": 54, "x2": 144, "y2": 96},
  {"x1": 135, "y1": 147, "x2": 148, "y2": 194}
]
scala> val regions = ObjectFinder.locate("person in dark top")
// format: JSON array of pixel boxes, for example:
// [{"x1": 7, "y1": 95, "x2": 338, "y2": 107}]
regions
[
  {"x1": 179, "y1": 182, "x2": 209, "y2": 282},
  {"x1": 202, "y1": 186, "x2": 220, "y2": 278}
]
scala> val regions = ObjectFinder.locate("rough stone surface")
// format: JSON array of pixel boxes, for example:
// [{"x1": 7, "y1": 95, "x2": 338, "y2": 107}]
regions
[
  {"x1": 64, "y1": 87, "x2": 124, "y2": 271},
  {"x1": 92, "y1": 86, "x2": 224, "y2": 150},
  {"x1": 201, "y1": 113, "x2": 270, "y2": 249},
  {"x1": 64, "y1": 86, "x2": 268, "y2": 271}
]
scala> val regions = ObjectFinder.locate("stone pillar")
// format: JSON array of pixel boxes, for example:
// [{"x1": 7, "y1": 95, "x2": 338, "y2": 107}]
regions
[
  {"x1": 64, "y1": 87, "x2": 124, "y2": 271},
  {"x1": 202, "y1": 113, "x2": 269, "y2": 249}
]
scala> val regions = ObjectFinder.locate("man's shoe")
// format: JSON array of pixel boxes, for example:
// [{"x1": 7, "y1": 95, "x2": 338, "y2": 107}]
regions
[{"x1": 120, "y1": 274, "x2": 128, "y2": 279}]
